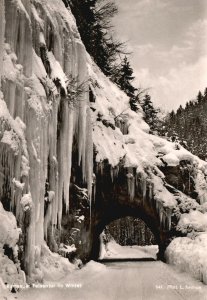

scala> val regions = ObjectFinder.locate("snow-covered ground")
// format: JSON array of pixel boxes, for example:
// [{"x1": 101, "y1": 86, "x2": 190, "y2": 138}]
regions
[
  {"x1": 100, "y1": 240, "x2": 158, "y2": 260},
  {"x1": 5, "y1": 242, "x2": 207, "y2": 300},
  {"x1": 16, "y1": 260, "x2": 207, "y2": 300}
]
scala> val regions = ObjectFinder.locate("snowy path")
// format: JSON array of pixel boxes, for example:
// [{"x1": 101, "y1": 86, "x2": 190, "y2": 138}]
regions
[
  {"x1": 100, "y1": 242, "x2": 158, "y2": 260},
  {"x1": 17, "y1": 260, "x2": 207, "y2": 300}
]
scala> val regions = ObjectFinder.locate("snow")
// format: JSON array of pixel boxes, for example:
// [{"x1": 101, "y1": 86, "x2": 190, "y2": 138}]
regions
[
  {"x1": 81, "y1": 260, "x2": 106, "y2": 273},
  {"x1": 47, "y1": 51, "x2": 67, "y2": 93},
  {"x1": 20, "y1": 193, "x2": 33, "y2": 212},
  {"x1": 17, "y1": 260, "x2": 207, "y2": 300},
  {"x1": 1, "y1": 130, "x2": 20, "y2": 154},
  {"x1": 162, "y1": 153, "x2": 180, "y2": 166},
  {"x1": 39, "y1": 32, "x2": 46, "y2": 46},
  {"x1": 0, "y1": 253, "x2": 26, "y2": 291},
  {"x1": 13, "y1": 0, "x2": 30, "y2": 21},
  {"x1": 100, "y1": 239, "x2": 158, "y2": 260},
  {"x1": 0, "y1": 0, "x2": 5, "y2": 89},
  {"x1": 38, "y1": 243, "x2": 75, "y2": 282},
  {"x1": 77, "y1": 215, "x2": 85, "y2": 223},
  {"x1": 1, "y1": 0, "x2": 95, "y2": 279},
  {"x1": 58, "y1": 243, "x2": 76, "y2": 258},
  {"x1": 0, "y1": 202, "x2": 20, "y2": 249},
  {"x1": 0, "y1": 202, "x2": 25, "y2": 297},
  {"x1": 88, "y1": 52, "x2": 207, "y2": 231},
  {"x1": 166, "y1": 233, "x2": 207, "y2": 284},
  {"x1": 177, "y1": 211, "x2": 207, "y2": 233},
  {"x1": 0, "y1": 100, "x2": 25, "y2": 142},
  {"x1": 153, "y1": 175, "x2": 177, "y2": 208},
  {"x1": 0, "y1": 280, "x2": 16, "y2": 300},
  {"x1": 2, "y1": 44, "x2": 23, "y2": 83},
  {"x1": 12, "y1": 178, "x2": 25, "y2": 190}
]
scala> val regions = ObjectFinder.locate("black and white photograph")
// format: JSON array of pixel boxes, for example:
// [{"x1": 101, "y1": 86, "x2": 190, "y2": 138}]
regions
[{"x1": 0, "y1": 0, "x2": 207, "y2": 299}]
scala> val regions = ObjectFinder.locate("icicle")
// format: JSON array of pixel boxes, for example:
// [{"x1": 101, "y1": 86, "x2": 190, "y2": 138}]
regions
[
  {"x1": 127, "y1": 174, "x2": 132, "y2": 195},
  {"x1": 44, "y1": 191, "x2": 54, "y2": 240},
  {"x1": 0, "y1": 0, "x2": 5, "y2": 87},
  {"x1": 188, "y1": 171, "x2": 191, "y2": 192},
  {"x1": 76, "y1": 42, "x2": 88, "y2": 174},
  {"x1": 159, "y1": 208, "x2": 163, "y2": 225},
  {"x1": 115, "y1": 165, "x2": 119, "y2": 178},
  {"x1": 98, "y1": 161, "x2": 104, "y2": 175},
  {"x1": 64, "y1": 107, "x2": 74, "y2": 212},
  {"x1": 110, "y1": 167, "x2": 114, "y2": 182},
  {"x1": 148, "y1": 183, "x2": 153, "y2": 201},
  {"x1": 78, "y1": 101, "x2": 87, "y2": 170},
  {"x1": 135, "y1": 172, "x2": 139, "y2": 190},
  {"x1": 127, "y1": 173, "x2": 135, "y2": 201},
  {"x1": 93, "y1": 173, "x2": 96, "y2": 202},
  {"x1": 166, "y1": 208, "x2": 172, "y2": 230},
  {"x1": 131, "y1": 177, "x2": 135, "y2": 200},
  {"x1": 85, "y1": 107, "x2": 93, "y2": 201},
  {"x1": 156, "y1": 200, "x2": 159, "y2": 212},
  {"x1": 115, "y1": 116, "x2": 128, "y2": 135},
  {"x1": 141, "y1": 174, "x2": 147, "y2": 200}
]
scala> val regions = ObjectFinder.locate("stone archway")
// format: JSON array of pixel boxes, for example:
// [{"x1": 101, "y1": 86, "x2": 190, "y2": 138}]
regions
[
  {"x1": 90, "y1": 162, "x2": 176, "y2": 261},
  {"x1": 91, "y1": 203, "x2": 171, "y2": 261}
]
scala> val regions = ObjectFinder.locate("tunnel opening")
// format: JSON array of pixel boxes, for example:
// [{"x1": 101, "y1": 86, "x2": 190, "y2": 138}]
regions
[
  {"x1": 90, "y1": 202, "x2": 171, "y2": 262},
  {"x1": 98, "y1": 216, "x2": 158, "y2": 261}
]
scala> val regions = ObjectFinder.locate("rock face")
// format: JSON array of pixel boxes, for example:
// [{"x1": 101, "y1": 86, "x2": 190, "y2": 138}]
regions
[{"x1": 0, "y1": 0, "x2": 207, "y2": 285}]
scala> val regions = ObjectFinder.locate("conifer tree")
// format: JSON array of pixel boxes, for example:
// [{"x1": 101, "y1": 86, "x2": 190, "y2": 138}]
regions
[
  {"x1": 113, "y1": 56, "x2": 138, "y2": 111},
  {"x1": 197, "y1": 90, "x2": 203, "y2": 103},
  {"x1": 204, "y1": 88, "x2": 207, "y2": 99},
  {"x1": 164, "y1": 87, "x2": 207, "y2": 160},
  {"x1": 141, "y1": 94, "x2": 160, "y2": 133},
  {"x1": 66, "y1": 0, "x2": 124, "y2": 76},
  {"x1": 116, "y1": 57, "x2": 137, "y2": 97}
]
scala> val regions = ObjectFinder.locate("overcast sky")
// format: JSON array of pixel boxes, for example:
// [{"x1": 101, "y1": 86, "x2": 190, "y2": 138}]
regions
[{"x1": 113, "y1": 0, "x2": 207, "y2": 111}]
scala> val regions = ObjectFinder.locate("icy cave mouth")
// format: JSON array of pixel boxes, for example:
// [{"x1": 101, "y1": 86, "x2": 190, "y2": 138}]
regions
[{"x1": 99, "y1": 216, "x2": 159, "y2": 262}]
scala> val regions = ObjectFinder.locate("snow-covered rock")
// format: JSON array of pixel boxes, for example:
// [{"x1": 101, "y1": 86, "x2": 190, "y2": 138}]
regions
[
  {"x1": 166, "y1": 234, "x2": 207, "y2": 284},
  {"x1": 0, "y1": 202, "x2": 25, "y2": 293},
  {"x1": 0, "y1": 202, "x2": 20, "y2": 249}
]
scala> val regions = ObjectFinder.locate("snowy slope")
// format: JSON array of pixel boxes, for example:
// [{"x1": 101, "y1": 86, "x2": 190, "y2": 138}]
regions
[{"x1": 88, "y1": 57, "x2": 207, "y2": 208}]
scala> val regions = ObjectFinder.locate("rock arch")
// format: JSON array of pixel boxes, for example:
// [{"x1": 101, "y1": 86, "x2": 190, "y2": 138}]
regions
[{"x1": 90, "y1": 162, "x2": 177, "y2": 261}]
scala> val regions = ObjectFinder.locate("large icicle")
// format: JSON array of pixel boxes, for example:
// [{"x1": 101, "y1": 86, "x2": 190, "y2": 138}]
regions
[
  {"x1": 127, "y1": 173, "x2": 135, "y2": 201},
  {"x1": 0, "y1": 0, "x2": 5, "y2": 86}
]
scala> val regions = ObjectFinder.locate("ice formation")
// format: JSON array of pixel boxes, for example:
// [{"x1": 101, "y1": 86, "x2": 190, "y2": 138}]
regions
[{"x1": 0, "y1": 0, "x2": 93, "y2": 279}]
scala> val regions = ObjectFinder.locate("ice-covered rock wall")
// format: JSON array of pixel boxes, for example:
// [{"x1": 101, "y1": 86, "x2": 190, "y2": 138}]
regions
[{"x1": 0, "y1": 0, "x2": 93, "y2": 279}]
